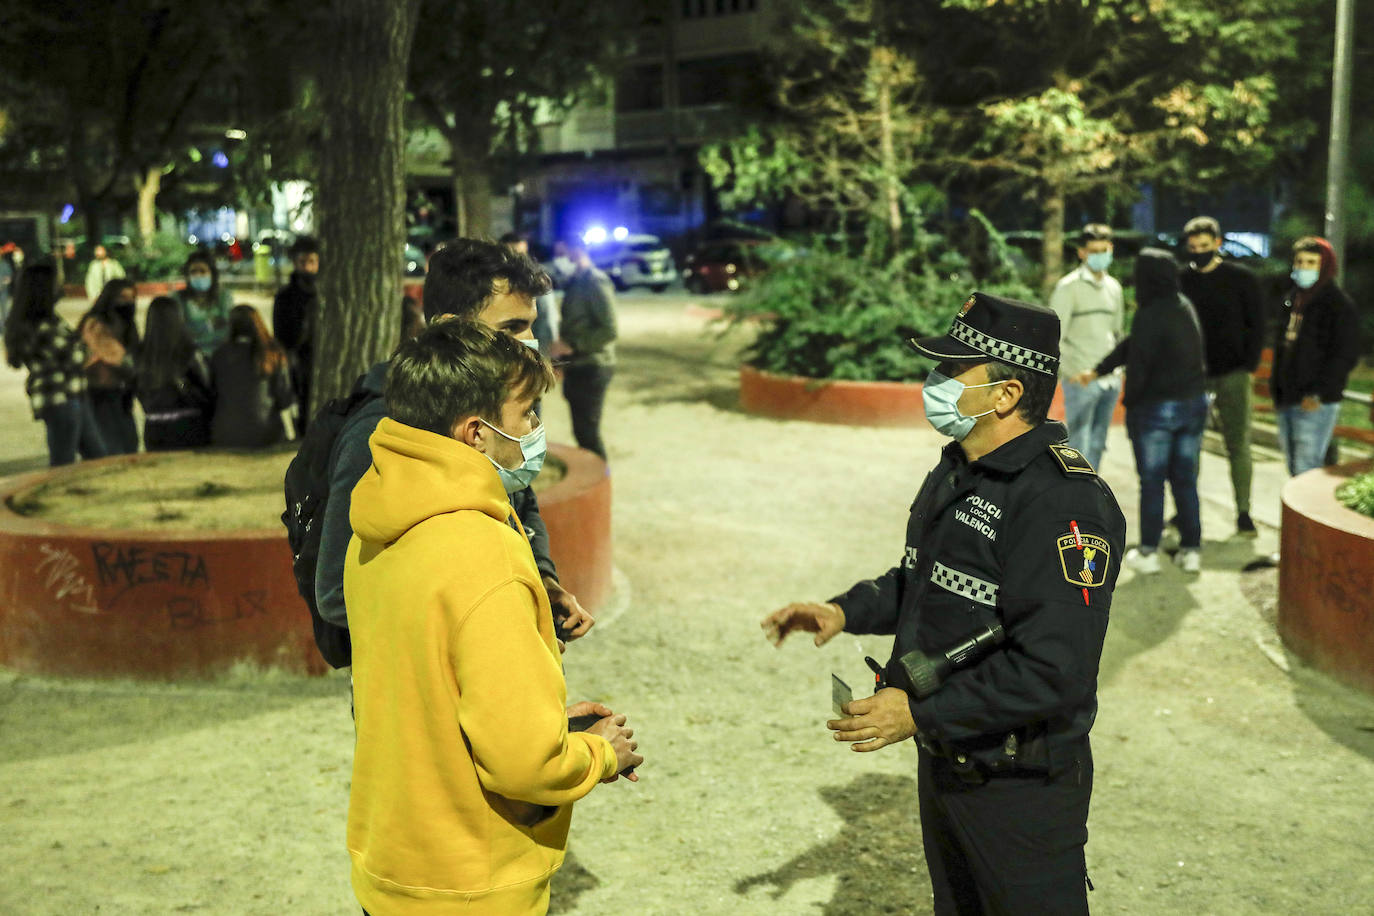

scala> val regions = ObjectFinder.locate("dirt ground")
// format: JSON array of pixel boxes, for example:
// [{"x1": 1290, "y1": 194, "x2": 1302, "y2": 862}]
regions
[{"x1": 2, "y1": 292, "x2": 1373, "y2": 914}]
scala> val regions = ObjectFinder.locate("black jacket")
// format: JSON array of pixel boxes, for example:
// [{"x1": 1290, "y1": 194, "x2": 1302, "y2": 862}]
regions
[
  {"x1": 1270, "y1": 280, "x2": 1361, "y2": 406},
  {"x1": 831, "y1": 422, "x2": 1125, "y2": 775},
  {"x1": 314, "y1": 362, "x2": 560, "y2": 628},
  {"x1": 209, "y1": 339, "x2": 295, "y2": 448},
  {"x1": 1178, "y1": 259, "x2": 1265, "y2": 376},
  {"x1": 1096, "y1": 248, "x2": 1207, "y2": 407}
]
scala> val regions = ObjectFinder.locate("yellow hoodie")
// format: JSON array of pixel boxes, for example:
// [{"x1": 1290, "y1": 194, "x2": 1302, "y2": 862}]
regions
[{"x1": 344, "y1": 418, "x2": 618, "y2": 915}]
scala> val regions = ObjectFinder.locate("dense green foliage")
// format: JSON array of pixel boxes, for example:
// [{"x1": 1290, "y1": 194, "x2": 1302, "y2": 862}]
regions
[
  {"x1": 1335, "y1": 471, "x2": 1374, "y2": 520},
  {"x1": 723, "y1": 221, "x2": 1035, "y2": 382}
]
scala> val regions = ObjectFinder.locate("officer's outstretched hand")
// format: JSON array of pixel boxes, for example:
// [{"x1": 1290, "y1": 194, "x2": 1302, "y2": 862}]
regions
[
  {"x1": 761, "y1": 602, "x2": 845, "y2": 648},
  {"x1": 827, "y1": 688, "x2": 917, "y2": 752}
]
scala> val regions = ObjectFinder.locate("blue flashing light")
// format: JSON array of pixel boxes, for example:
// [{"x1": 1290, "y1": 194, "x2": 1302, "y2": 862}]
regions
[
  {"x1": 582, "y1": 226, "x2": 608, "y2": 245},
  {"x1": 612, "y1": 226, "x2": 629, "y2": 241},
  {"x1": 212, "y1": 151, "x2": 229, "y2": 168},
  {"x1": 59, "y1": 204, "x2": 75, "y2": 224}
]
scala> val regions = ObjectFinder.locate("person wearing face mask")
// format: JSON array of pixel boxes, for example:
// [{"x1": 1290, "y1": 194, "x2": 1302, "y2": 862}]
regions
[
  {"x1": 272, "y1": 235, "x2": 319, "y2": 430},
  {"x1": 762, "y1": 293, "x2": 1125, "y2": 915},
  {"x1": 1269, "y1": 236, "x2": 1361, "y2": 476},
  {"x1": 1049, "y1": 223, "x2": 1125, "y2": 472},
  {"x1": 345, "y1": 318, "x2": 642, "y2": 916},
  {"x1": 1177, "y1": 216, "x2": 1266, "y2": 537},
  {"x1": 313, "y1": 238, "x2": 596, "y2": 663},
  {"x1": 175, "y1": 250, "x2": 233, "y2": 354},
  {"x1": 1075, "y1": 249, "x2": 1208, "y2": 574}
]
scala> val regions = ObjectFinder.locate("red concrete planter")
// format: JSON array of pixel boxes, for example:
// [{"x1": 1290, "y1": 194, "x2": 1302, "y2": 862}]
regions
[
  {"x1": 1278, "y1": 461, "x2": 1374, "y2": 694},
  {"x1": 63, "y1": 281, "x2": 179, "y2": 299},
  {"x1": 739, "y1": 365, "x2": 926, "y2": 427},
  {"x1": 0, "y1": 444, "x2": 612, "y2": 680}
]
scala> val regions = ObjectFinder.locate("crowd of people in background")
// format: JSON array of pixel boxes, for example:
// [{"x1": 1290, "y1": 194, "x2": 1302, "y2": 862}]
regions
[
  {"x1": 1054, "y1": 218, "x2": 1361, "y2": 574},
  {"x1": 3, "y1": 245, "x2": 303, "y2": 467}
]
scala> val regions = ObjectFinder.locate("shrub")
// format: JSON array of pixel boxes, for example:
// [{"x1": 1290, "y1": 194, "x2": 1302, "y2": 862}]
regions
[
  {"x1": 1336, "y1": 470, "x2": 1374, "y2": 519},
  {"x1": 722, "y1": 222, "x2": 1037, "y2": 383}
]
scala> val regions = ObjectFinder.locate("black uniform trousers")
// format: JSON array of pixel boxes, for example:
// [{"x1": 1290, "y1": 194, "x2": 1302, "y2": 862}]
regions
[{"x1": 918, "y1": 749, "x2": 1093, "y2": 916}]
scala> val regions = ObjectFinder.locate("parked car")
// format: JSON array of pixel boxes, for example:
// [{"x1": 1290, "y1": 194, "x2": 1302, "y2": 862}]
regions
[
  {"x1": 590, "y1": 233, "x2": 676, "y2": 292},
  {"x1": 682, "y1": 239, "x2": 766, "y2": 293}
]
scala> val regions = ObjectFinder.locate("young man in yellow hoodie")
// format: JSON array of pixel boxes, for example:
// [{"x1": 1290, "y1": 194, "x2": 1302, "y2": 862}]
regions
[{"x1": 345, "y1": 319, "x2": 642, "y2": 914}]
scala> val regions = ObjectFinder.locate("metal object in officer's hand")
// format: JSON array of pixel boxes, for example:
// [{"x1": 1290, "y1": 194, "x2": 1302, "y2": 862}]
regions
[
  {"x1": 831, "y1": 674, "x2": 852, "y2": 716},
  {"x1": 894, "y1": 623, "x2": 1006, "y2": 699}
]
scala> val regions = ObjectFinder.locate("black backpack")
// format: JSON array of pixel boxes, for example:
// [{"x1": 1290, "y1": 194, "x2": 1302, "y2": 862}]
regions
[{"x1": 281, "y1": 378, "x2": 380, "y2": 668}]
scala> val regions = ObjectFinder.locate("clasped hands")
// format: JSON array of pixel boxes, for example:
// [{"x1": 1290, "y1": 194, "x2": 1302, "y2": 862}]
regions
[{"x1": 760, "y1": 602, "x2": 917, "y2": 753}]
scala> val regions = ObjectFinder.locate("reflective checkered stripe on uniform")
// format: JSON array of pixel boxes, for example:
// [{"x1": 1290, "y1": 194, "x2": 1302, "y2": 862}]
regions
[
  {"x1": 930, "y1": 561, "x2": 1000, "y2": 607},
  {"x1": 950, "y1": 320, "x2": 1056, "y2": 376}
]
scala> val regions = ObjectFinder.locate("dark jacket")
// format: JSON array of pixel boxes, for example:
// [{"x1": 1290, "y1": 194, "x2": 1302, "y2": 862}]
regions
[
  {"x1": 831, "y1": 422, "x2": 1125, "y2": 776},
  {"x1": 209, "y1": 339, "x2": 295, "y2": 448},
  {"x1": 314, "y1": 362, "x2": 560, "y2": 628},
  {"x1": 559, "y1": 266, "x2": 618, "y2": 367},
  {"x1": 1270, "y1": 240, "x2": 1361, "y2": 406},
  {"x1": 1095, "y1": 248, "x2": 1207, "y2": 408},
  {"x1": 137, "y1": 351, "x2": 213, "y2": 449},
  {"x1": 1178, "y1": 259, "x2": 1265, "y2": 376},
  {"x1": 272, "y1": 271, "x2": 316, "y2": 355}
]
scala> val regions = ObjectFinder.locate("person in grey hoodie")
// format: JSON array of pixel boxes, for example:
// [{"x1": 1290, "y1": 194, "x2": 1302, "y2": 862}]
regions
[{"x1": 1074, "y1": 248, "x2": 1208, "y2": 575}]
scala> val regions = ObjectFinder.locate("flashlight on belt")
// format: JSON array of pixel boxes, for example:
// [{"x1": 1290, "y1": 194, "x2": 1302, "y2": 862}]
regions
[{"x1": 889, "y1": 623, "x2": 1006, "y2": 699}]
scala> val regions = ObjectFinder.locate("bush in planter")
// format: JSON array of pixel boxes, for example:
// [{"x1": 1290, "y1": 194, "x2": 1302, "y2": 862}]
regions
[
  {"x1": 1336, "y1": 470, "x2": 1374, "y2": 518},
  {"x1": 722, "y1": 238, "x2": 1037, "y2": 383}
]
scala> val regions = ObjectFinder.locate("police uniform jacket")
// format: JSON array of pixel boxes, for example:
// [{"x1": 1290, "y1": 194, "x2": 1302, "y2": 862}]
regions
[{"x1": 831, "y1": 421, "x2": 1125, "y2": 775}]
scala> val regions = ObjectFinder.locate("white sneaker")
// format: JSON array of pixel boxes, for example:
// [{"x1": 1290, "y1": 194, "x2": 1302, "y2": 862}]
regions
[
  {"x1": 1175, "y1": 548, "x2": 1201, "y2": 574},
  {"x1": 1125, "y1": 548, "x2": 1161, "y2": 575}
]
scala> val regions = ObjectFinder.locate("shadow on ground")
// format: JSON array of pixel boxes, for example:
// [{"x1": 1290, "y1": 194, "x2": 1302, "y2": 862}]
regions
[
  {"x1": 1237, "y1": 566, "x2": 1374, "y2": 763},
  {"x1": 549, "y1": 850, "x2": 600, "y2": 914},
  {"x1": 0, "y1": 669, "x2": 350, "y2": 764},
  {"x1": 614, "y1": 342, "x2": 745, "y2": 415},
  {"x1": 734, "y1": 773, "x2": 929, "y2": 915}
]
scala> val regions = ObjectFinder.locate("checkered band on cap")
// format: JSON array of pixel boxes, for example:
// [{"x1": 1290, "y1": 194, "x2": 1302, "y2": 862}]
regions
[
  {"x1": 949, "y1": 319, "x2": 1057, "y2": 376},
  {"x1": 930, "y1": 561, "x2": 1000, "y2": 607}
]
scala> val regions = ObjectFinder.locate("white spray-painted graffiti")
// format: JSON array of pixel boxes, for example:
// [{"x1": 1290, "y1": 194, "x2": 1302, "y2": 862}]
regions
[{"x1": 36, "y1": 543, "x2": 100, "y2": 615}]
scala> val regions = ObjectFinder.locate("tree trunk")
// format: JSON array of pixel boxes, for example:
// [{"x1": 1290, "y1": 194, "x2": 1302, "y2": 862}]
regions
[
  {"x1": 875, "y1": 48, "x2": 902, "y2": 249},
  {"x1": 310, "y1": 0, "x2": 422, "y2": 411},
  {"x1": 1040, "y1": 181, "x2": 1066, "y2": 302},
  {"x1": 449, "y1": 141, "x2": 493, "y2": 239},
  {"x1": 134, "y1": 167, "x2": 161, "y2": 247}
]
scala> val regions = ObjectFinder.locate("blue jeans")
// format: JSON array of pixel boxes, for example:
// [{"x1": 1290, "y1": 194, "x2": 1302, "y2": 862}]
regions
[
  {"x1": 1276, "y1": 402, "x2": 1341, "y2": 476},
  {"x1": 1126, "y1": 395, "x2": 1208, "y2": 550},
  {"x1": 39, "y1": 397, "x2": 108, "y2": 467},
  {"x1": 1062, "y1": 375, "x2": 1121, "y2": 470}
]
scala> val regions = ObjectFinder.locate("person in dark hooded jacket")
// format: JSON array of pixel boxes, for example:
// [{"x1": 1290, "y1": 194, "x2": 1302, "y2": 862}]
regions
[
  {"x1": 1075, "y1": 248, "x2": 1208, "y2": 574},
  {"x1": 1270, "y1": 236, "x2": 1361, "y2": 476}
]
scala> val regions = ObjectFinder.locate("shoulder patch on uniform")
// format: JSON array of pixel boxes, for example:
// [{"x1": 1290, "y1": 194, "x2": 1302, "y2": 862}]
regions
[
  {"x1": 1049, "y1": 444, "x2": 1096, "y2": 476},
  {"x1": 1057, "y1": 531, "x2": 1111, "y2": 587}
]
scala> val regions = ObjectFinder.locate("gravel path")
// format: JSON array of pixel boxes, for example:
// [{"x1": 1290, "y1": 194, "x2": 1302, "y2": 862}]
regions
[{"x1": 2, "y1": 291, "x2": 1372, "y2": 914}]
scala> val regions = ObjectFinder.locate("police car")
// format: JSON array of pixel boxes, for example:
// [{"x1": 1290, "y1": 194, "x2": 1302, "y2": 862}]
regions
[{"x1": 585, "y1": 228, "x2": 676, "y2": 293}]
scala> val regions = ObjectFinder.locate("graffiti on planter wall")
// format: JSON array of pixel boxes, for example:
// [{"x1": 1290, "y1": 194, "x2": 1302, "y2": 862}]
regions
[
  {"x1": 36, "y1": 543, "x2": 100, "y2": 615},
  {"x1": 89, "y1": 543, "x2": 210, "y2": 606}
]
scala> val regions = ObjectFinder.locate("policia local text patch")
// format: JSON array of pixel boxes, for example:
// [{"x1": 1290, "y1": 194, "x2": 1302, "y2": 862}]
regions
[{"x1": 1057, "y1": 532, "x2": 1111, "y2": 587}]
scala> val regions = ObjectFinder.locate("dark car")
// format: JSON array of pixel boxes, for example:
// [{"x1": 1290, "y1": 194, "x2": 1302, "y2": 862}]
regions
[{"x1": 682, "y1": 239, "x2": 766, "y2": 294}]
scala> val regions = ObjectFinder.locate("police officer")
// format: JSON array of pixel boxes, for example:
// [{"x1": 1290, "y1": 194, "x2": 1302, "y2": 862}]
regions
[{"x1": 762, "y1": 293, "x2": 1125, "y2": 915}]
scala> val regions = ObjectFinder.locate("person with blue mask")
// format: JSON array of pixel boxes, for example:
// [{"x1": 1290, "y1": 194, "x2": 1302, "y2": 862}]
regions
[
  {"x1": 175, "y1": 250, "x2": 233, "y2": 355},
  {"x1": 762, "y1": 292, "x2": 1125, "y2": 915},
  {"x1": 1049, "y1": 223, "x2": 1125, "y2": 471},
  {"x1": 1270, "y1": 236, "x2": 1361, "y2": 476}
]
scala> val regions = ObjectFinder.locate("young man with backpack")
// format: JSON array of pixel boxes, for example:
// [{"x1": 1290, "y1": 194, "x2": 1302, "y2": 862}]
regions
[{"x1": 285, "y1": 238, "x2": 593, "y2": 670}]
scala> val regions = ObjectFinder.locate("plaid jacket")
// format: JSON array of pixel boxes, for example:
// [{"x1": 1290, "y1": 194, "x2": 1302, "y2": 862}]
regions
[{"x1": 21, "y1": 317, "x2": 88, "y2": 417}]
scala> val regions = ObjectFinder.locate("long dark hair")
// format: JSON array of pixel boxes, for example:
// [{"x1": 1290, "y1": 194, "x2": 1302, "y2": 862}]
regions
[
  {"x1": 4, "y1": 261, "x2": 59, "y2": 368},
  {"x1": 138, "y1": 296, "x2": 197, "y2": 389},
  {"x1": 227, "y1": 305, "x2": 287, "y2": 376},
  {"x1": 88, "y1": 278, "x2": 140, "y2": 351},
  {"x1": 182, "y1": 249, "x2": 220, "y2": 300}
]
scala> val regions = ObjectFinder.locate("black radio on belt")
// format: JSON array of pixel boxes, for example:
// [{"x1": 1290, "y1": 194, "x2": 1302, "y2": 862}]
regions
[{"x1": 888, "y1": 623, "x2": 1006, "y2": 699}]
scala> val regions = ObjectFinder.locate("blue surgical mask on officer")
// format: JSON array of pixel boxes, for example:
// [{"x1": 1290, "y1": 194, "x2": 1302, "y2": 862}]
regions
[
  {"x1": 1290, "y1": 267, "x2": 1319, "y2": 290},
  {"x1": 923, "y1": 370, "x2": 1004, "y2": 440},
  {"x1": 480, "y1": 417, "x2": 546, "y2": 493},
  {"x1": 1084, "y1": 251, "x2": 1113, "y2": 273}
]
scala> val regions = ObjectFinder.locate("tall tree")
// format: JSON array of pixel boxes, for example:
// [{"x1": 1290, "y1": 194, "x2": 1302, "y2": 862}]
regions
[
  {"x1": 407, "y1": 0, "x2": 636, "y2": 237},
  {"x1": 931, "y1": 0, "x2": 1318, "y2": 295},
  {"x1": 0, "y1": 0, "x2": 268, "y2": 245},
  {"x1": 309, "y1": 0, "x2": 422, "y2": 408}
]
